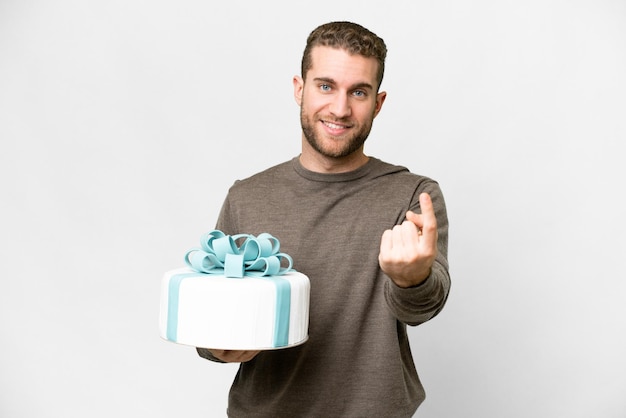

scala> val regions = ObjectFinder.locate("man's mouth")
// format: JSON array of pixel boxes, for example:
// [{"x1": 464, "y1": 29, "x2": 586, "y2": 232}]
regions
[{"x1": 321, "y1": 120, "x2": 352, "y2": 131}]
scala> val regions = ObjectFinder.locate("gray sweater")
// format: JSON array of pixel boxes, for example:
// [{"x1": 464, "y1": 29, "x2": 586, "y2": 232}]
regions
[{"x1": 197, "y1": 157, "x2": 450, "y2": 417}]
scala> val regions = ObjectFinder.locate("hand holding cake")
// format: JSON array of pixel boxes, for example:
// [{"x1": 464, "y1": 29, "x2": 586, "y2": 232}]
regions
[{"x1": 208, "y1": 349, "x2": 260, "y2": 363}]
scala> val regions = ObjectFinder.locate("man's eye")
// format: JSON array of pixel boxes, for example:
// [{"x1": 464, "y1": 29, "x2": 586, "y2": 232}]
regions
[
  {"x1": 320, "y1": 84, "x2": 331, "y2": 91},
  {"x1": 353, "y1": 90, "x2": 366, "y2": 97}
]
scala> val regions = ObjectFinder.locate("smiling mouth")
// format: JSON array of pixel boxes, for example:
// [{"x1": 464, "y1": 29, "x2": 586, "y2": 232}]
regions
[{"x1": 321, "y1": 120, "x2": 352, "y2": 130}]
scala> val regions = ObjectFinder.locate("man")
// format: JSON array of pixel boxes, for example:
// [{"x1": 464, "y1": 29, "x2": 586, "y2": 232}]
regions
[{"x1": 197, "y1": 21, "x2": 450, "y2": 417}]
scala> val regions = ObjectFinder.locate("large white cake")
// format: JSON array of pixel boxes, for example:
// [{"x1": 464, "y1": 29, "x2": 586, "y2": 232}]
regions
[{"x1": 159, "y1": 231, "x2": 310, "y2": 350}]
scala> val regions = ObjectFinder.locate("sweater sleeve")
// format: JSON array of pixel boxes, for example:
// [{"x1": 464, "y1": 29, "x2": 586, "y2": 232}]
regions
[
  {"x1": 383, "y1": 179, "x2": 451, "y2": 326},
  {"x1": 196, "y1": 347, "x2": 226, "y2": 363}
]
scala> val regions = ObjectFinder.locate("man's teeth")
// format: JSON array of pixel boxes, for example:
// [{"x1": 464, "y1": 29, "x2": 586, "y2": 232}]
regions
[{"x1": 324, "y1": 121, "x2": 346, "y2": 129}]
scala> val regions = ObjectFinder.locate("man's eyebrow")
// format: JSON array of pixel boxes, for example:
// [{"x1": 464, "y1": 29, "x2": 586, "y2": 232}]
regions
[
  {"x1": 313, "y1": 77, "x2": 375, "y2": 91},
  {"x1": 313, "y1": 77, "x2": 336, "y2": 85}
]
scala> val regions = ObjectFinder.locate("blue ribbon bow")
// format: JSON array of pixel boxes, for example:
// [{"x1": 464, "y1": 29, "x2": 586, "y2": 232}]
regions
[
  {"x1": 184, "y1": 230, "x2": 294, "y2": 278},
  {"x1": 167, "y1": 230, "x2": 294, "y2": 347}
]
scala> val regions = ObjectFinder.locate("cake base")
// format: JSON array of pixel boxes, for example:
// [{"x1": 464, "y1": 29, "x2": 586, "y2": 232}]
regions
[{"x1": 159, "y1": 267, "x2": 310, "y2": 350}]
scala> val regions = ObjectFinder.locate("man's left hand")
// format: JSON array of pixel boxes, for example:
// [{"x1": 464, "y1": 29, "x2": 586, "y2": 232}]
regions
[{"x1": 378, "y1": 193, "x2": 438, "y2": 288}]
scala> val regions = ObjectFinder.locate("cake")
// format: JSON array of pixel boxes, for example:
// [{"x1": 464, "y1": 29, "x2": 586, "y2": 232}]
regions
[{"x1": 159, "y1": 230, "x2": 310, "y2": 350}]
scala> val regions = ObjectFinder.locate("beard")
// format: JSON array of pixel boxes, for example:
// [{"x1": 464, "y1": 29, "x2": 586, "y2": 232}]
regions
[{"x1": 300, "y1": 105, "x2": 374, "y2": 159}]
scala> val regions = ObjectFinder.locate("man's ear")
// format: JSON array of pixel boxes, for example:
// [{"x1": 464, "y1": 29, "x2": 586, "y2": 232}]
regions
[
  {"x1": 293, "y1": 76, "x2": 304, "y2": 106},
  {"x1": 373, "y1": 91, "x2": 387, "y2": 118}
]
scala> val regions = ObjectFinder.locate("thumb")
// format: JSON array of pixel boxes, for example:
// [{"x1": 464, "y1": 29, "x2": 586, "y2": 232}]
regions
[
  {"x1": 406, "y1": 193, "x2": 433, "y2": 227},
  {"x1": 405, "y1": 210, "x2": 421, "y2": 225},
  {"x1": 405, "y1": 210, "x2": 424, "y2": 231}
]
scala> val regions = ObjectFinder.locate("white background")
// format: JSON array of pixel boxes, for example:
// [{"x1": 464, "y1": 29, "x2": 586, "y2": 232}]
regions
[{"x1": 1, "y1": 0, "x2": 625, "y2": 417}]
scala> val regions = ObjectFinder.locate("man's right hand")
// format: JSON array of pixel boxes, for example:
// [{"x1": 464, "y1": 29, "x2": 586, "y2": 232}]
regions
[{"x1": 209, "y1": 349, "x2": 260, "y2": 363}]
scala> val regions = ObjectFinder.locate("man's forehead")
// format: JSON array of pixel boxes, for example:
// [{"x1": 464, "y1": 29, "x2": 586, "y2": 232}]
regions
[{"x1": 307, "y1": 46, "x2": 379, "y2": 82}]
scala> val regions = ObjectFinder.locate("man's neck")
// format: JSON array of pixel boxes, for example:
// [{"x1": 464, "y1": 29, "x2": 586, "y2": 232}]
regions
[{"x1": 299, "y1": 141, "x2": 369, "y2": 174}]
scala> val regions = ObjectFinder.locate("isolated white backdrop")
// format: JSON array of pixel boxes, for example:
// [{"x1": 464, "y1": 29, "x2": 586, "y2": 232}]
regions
[{"x1": 1, "y1": 1, "x2": 625, "y2": 417}]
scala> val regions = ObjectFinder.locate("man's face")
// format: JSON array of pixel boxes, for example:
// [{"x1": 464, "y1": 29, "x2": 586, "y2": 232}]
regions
[{"x1": 294, "y1": 46, "x2": 386, "y2": 159}]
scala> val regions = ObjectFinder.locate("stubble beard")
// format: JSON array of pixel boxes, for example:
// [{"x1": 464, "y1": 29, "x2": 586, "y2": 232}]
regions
[{"x1": 300, "y1": 105, "x2": 374, "y2": 159}]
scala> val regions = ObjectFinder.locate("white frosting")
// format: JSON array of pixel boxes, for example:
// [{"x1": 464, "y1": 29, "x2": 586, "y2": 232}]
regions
[{"x1": 160, "y1": 267, "x2": 310, "y2": 350}]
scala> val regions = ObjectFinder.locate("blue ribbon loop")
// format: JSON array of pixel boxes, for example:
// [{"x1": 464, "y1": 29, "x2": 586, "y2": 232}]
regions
[{"x1": 184, "y1": 230, "x2": 293, "y2": 278}]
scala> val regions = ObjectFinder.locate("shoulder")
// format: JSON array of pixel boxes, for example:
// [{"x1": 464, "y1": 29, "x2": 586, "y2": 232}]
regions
[
  {"x1": 222, "y1": 159, "x2": 296, "y2": 204},
  {"x1": 231, "y1": 159, "x2": 294, "y2": 187},
  {"x1": 368, "y1": 157, "x2": 439, "y2": 188}
]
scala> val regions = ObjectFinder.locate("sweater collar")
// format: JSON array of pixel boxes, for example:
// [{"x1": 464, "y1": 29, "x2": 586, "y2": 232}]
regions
[{"x1": 291, "y1": 156, "x2": 379, "y2": 183}]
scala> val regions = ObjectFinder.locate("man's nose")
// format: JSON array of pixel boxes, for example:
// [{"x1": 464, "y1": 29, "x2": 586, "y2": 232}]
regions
[{"x1": 329, "y1": 94, "x2": 351, "y2": 118}]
